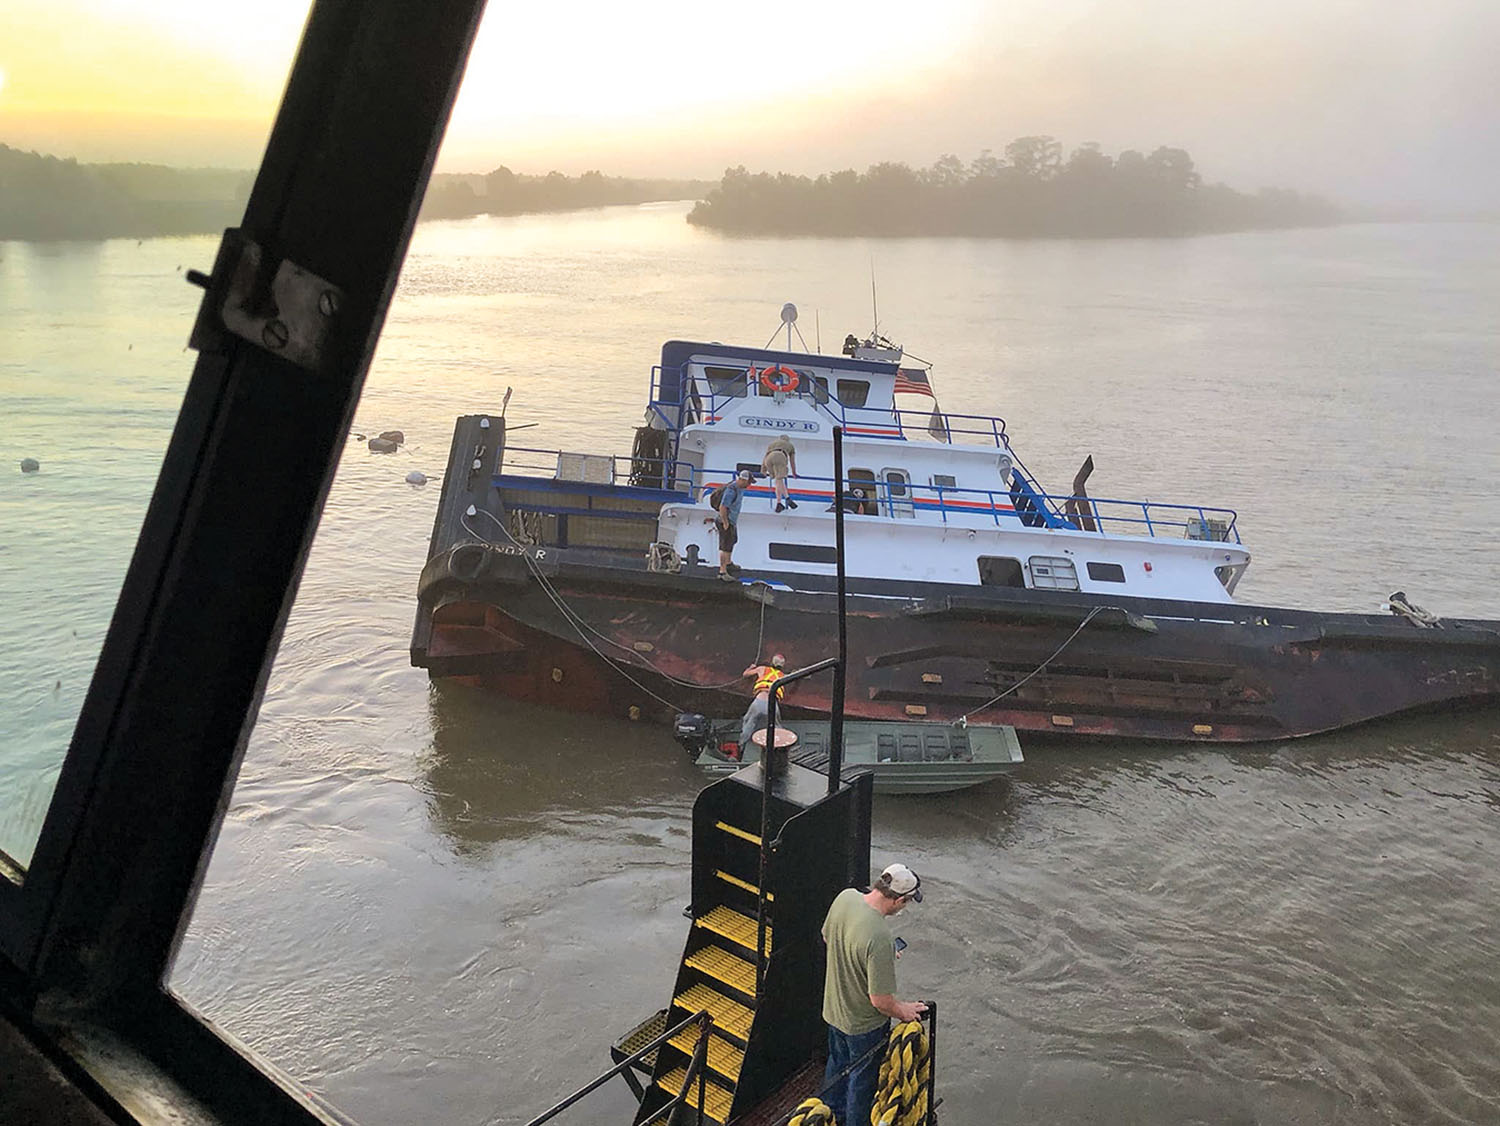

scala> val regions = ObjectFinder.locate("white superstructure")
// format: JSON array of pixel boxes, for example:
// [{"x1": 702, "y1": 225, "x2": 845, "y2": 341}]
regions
[{"x1": 647, "y1": 339, "x2": 1250, "y2": 603}]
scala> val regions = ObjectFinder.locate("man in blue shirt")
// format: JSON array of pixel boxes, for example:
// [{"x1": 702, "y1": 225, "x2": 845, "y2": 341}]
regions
[{"x1": 716, "y1": 468, "x2": 752, "y2": 581}]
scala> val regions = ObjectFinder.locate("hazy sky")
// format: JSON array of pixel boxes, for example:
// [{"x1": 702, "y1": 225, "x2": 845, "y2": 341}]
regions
[{"x1": 2, "y1": 0, "x2": 1497, "y2": 209}]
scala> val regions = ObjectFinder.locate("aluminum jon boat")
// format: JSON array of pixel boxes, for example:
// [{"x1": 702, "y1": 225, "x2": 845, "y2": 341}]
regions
[{"x1": 673, "y1": 715, "x2": 1024, "y2": 794}]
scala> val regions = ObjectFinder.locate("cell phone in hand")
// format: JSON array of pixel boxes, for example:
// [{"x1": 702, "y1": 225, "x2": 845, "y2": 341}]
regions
[{"x1": 893, "y1": 937, "x2": 907, "y2": 954}]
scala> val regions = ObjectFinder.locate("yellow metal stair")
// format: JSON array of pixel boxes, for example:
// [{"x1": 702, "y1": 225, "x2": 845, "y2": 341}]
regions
[
  {"x1": 714, "y1": 820, "x2": 761, "y2": 846},
  {"x1": 674, "y1": 982, "x2": 754, "y2": 1042},
  {"x1": 667, "y1": 1028, "x2": 745, "y2": 1082},
  {"x1": 715, "y1": 868, "x2": 772, "y2": 900},
  {"x1": 657, "y1": 1066, "x2": 735, "y2": 1124},
  {"x1": 694, "y1": 905, "x2": 771, "y2": 955},
  {"x1": 685, "y1": 943, "x2": 757, "y2": 997}
]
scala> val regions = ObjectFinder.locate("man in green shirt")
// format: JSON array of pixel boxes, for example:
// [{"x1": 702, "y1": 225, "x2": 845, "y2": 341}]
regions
[{"x1": 821, "y1": 863, "x2": 928, "y2": 1126}]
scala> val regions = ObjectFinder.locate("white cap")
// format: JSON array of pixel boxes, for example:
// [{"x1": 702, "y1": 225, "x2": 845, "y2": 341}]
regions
[{"x1": 878, "y1": 863, "x2": 923, "y2": 902}]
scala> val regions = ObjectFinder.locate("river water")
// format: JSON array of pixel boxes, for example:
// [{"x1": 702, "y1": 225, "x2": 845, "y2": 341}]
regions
[{"x1": 3, "y1": 205, "x2": 1499, "y2": 1125}]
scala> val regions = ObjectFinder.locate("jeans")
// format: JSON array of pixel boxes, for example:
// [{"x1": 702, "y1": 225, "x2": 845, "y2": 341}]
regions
[
  {"x1": 740, "y1": 694, "x2": 768, "y2": 751},
  {"x1": 823, "y1": 1021, "x2": 888, "y2": 1126}
]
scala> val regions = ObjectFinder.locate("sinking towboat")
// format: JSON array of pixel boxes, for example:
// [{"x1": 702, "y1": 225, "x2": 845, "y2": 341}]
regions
[
  {"x1": 673, "y1": 715, "x2": 1024, "y2": 794},
  {"x1": 409, "y1": 319, "x2": 1500, "y2": 743}
]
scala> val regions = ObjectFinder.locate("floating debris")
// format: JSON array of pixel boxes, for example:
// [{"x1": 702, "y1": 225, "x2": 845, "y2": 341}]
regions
[
  {"x1": 368, "y1": 437, "x2": 399, "y2": 454},
  {"x1": 378, "y1": 430, "x2": 405, "y2": 446},
  {"x1": 20, "y1": 458, "x2": 40, "y2": 473}
]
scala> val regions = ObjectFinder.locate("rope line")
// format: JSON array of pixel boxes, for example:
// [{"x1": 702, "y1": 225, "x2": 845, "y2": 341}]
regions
[
  {"x1": 460, "y1": 510, "x2": 769, "y2": 707},
  {"x1": 958, "y1": 604, "x2": 1108, "y2": 725}
]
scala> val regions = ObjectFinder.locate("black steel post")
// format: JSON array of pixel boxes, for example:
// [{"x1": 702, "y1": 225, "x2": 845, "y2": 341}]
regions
[
  {"x1": 829, "y1": 426, "x2": 847, "y2": 792},
  {"x1": 925, "y1": 999, "x2": 938, "y2": 1126}
]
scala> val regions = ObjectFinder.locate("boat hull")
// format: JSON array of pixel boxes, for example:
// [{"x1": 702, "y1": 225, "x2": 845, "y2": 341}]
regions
[{"x1": 411, "y1": 545, "x2": 1500, "y2": 745}]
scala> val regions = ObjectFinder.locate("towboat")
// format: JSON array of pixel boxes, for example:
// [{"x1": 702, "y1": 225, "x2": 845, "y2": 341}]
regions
[{"x1": 409, "y1": 319, "x2": 1500, "y2": 743}]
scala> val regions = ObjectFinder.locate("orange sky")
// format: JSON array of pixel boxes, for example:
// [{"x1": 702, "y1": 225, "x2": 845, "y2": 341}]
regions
[{"x1": 2, "y1": 0, "x2": 1497, "y2": 208}]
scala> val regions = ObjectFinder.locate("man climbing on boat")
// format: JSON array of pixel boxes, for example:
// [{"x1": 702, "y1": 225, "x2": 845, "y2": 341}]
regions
[
  {"x1": 740, "y1": 653, "x2": 786, "y2": 751},
  {"x1": 715, "y1": 468, "x2": 752, "y2": 582},
  {"x1": 821, "y1": 863, "x2": 928, "y2": 1126},
  {"x1": 762, "y1": 435, "x2": 799, "y2": 513}
]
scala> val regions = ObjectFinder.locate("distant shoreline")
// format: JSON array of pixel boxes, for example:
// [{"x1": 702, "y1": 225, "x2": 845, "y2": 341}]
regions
[
  {"x1": 5, "y1": 140, "x2": 1491, "y2": 245},
  {"x1": 685, "y1": 140, "x2": 1346, "y2": 240}
]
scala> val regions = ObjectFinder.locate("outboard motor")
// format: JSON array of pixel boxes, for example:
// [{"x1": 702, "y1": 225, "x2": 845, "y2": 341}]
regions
[
  {"x1": 672, "y1": 713, "x2": 742, "y2": 762},
  {"x1": 672, "y1": 713, "x2": 712, "y2": 758}
]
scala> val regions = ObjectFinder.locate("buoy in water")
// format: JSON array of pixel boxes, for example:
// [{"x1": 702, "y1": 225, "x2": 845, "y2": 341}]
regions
[
  {"x1": 20, "y1": 458, "x2": 40, "y2": 473},
  {"x1": 368, "y1": 437, "x2": 398, "y2": 454},
  {"x1": 405, "y1": 470, "x2": 428, "y2": 486},
  {"x1": 377, "y1": 430, "x2": 405, "y2": 446}
]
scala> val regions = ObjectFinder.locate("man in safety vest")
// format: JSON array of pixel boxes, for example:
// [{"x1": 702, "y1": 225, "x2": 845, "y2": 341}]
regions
[
  {"x1": 821, "y1": 863, "x2": 928, "y2": 1126},
  {"x1": 739, "y1": 653, "x2": 786, "y2": 752}
]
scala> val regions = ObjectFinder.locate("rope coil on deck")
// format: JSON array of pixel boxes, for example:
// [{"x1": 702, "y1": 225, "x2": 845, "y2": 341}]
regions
[
  {"x1": 786, "y1": 1097, "x2": 838, "y2": 1126},
  {"x1": 871, "y1": 1020, "x2": 931, "y2": 1126}
]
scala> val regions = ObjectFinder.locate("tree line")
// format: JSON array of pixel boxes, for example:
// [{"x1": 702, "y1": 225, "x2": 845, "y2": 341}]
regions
[
  {"x1": 0, "y1": 145, "x2": 252, "y2": 240},
  {"x1": 686, "y1": 137, "x2": 1342, "y2": 237},
  {"x1": 0, "y1": 145, "x2": 711, "y2": 241},
  {"x1": 418, "y1": 166, "x2": 712, "y2": 220}
]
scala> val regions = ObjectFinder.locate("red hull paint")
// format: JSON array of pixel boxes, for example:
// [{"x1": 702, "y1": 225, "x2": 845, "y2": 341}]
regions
[{"x1": 415, "y1": 575, "x2": 1500, "y2": 744}]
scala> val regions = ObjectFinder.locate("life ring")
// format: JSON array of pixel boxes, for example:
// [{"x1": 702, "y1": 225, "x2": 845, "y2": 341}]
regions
[{"x1": 758, "y1": 365, "x2": 800, "y2": 394}]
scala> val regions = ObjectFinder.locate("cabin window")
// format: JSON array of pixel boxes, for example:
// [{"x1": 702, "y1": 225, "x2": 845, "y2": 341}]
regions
[
  {"x1": 1028, "y1": 555, "x2": 1079, "y2": 591},
  {"x1": 807, "y1": 375, "x2": 831, "y2": 404},
  {"x1": 978, "y1": 557, "x2": 1026, "y2": 588},
  {"x1": 702, "y1": 365, "x2": 749, "y2": 399},
  {"x1": 1086, "y1": 561, "x2": 1127, "y2": 583},
  {"x1": 836, "y1": 379, "x2": 870, "y2": 407},
  {"x1": 931, "y1": 474, "x2": 957, "y2": 489},
  {"x1": 882, "y1": 468, "x2": 914, "y2": 518},
  {"x1": 769, "y1": 542, "x2": 839, "y2": 564}
]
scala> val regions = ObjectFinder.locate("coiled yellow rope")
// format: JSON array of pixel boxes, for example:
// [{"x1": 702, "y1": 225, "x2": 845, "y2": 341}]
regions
[
  {"x1": 870, "y1": 1019, "x2": 931, "y2": 1126},
  {"x1": 787, "y1": 1096, "x2": 838, "y2": 1126}
]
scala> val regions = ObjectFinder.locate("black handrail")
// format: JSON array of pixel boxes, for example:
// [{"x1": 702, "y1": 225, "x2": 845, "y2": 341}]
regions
[
  {"x1": 754, "y1": 655, "x2": 841, "y2": 997},
  {"x1": 523, "y1": 1009, "x2": 712, "y2": 1126}
]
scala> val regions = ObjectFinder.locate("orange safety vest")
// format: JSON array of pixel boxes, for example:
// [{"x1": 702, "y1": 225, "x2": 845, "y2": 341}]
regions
[{"x1": 753, "y1": 667, "x2": 784, "y2": 696}]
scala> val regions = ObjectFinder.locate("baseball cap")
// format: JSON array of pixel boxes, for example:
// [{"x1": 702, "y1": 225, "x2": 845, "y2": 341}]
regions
[
  {"x1": 771, "y1": 654, "x2": 786, "y2": 668},
  {"x1": 879, "y1": 863, "x2": 922, "y2": 902},
  {"x1": 737, "y1": 468, "x2": 752, "y2": 480}
]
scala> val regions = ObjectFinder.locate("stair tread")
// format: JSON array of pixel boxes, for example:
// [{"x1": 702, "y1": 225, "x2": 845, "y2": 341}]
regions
[
  {"x1": 674, "y1": 983, "x2": 755, "y2": 1041},
  {"x1": 657, "y1": 1066, "x2": 735, "y2": 1124},
  {"x1": 695, "y1": 905, "x2": 772, "y2": 955},
  {"x1": 668, "y1": 1028, "x2": 744, "y2": 1081},
  {"x1": 685, "y1": 945, "x2": 758, "y2": 997},
  {"x1": 714, "y1": 820, "x2": 762, "y2": 846},
  {"x1": 715, "y1": 869, "x2": 772, "y2": 901}
]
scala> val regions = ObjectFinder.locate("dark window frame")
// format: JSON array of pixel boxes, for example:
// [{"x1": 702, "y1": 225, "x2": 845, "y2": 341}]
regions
[{"x1": 0, "y1": 2, "x2": 486, "y2": 1122}]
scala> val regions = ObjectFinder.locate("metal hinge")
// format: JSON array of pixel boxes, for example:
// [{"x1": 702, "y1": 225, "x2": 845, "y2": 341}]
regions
[{"x1": 188, "y1": 229, "x2": 345, "y2": 372}]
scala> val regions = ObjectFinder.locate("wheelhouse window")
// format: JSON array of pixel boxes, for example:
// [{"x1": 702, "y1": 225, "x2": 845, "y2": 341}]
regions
[
  {"x1": 1028, "y1": 555, "x2": 1080, "y2": 591},
  {"x1": 978, "y1": 557, "x2": 1026, "y2": 588},
  {"x1": 835, "y1": 379, "x2": 870, "y2": 407},
  {"x1": 701, "y1": 365, "x2": 749, "y2": 399},
  {"x1": 1086, "y1": 561, "x2": 1127, "y2": 583}
]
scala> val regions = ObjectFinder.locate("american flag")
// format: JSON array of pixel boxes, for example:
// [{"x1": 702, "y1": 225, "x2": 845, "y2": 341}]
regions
[{"x1": 894, "y1": 368, "x2": 935, "y2": 397}]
